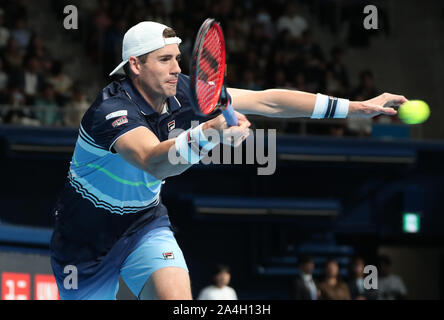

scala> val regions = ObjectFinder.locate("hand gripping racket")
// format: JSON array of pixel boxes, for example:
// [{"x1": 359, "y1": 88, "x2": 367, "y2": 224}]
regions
[{"x1": 190, "y1": 18, "x2": 238, "y2": 126}]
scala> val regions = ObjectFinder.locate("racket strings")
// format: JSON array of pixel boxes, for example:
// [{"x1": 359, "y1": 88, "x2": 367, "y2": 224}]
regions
[{"x1": 197, "y1": 27, "x2": 224, "y2": 114}]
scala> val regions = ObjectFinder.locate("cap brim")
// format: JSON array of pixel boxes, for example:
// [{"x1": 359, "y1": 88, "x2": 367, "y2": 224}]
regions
[{"x1": 109, "y1": 60, "x2": 128, "y2": 76}]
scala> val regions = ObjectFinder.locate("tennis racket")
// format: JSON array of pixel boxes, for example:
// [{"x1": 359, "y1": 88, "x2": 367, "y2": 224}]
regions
[{"x1": 190, "y1": 18, "x2": 238, "y2": 126}]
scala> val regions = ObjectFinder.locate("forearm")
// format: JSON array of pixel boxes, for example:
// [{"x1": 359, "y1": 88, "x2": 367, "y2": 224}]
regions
[
  {"x1": 229, "y1": 88, "x2": 359, "y2": 118},
  {"x1": 141, "y1": 139, "x2": 194, "y2": 180}
]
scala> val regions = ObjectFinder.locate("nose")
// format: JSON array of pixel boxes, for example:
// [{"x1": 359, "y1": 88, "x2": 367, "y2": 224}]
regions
[{"x1": 171, "y1": 58, "x2": 181, "y2": 75}]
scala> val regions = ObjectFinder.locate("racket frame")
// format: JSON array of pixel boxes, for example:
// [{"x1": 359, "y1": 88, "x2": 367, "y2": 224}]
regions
[{"x1": 190, "y1": 18, "x2": 227, "y2": 116}]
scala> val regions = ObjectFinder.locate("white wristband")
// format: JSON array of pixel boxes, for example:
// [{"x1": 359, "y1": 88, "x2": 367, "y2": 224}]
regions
[
  {"x1": 311, "y1": 93, "x2": 349, "y2": 119},
  {"x1": 175, "y1": 124, "x2": 219, "y2": 164}
]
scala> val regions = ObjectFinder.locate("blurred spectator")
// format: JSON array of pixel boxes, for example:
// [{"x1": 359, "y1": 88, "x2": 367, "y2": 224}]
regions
[
  {"x1": 34, "y1": 83, "x2": 61, "y2": 126},
  {"x1": 293, "y1": 71, "x2": 309, "y2": 92},
  {"x1": 102, "y1": 18, "x2": 128, "y2": 79},
  {"x1": 226, "y1": 24, "x2": 246, "y2": 64},
  {"x1": 10, "y1": 18, "x2": 31, "y2": 53},
  {"x1": 238, "y1": 69, "x2": 262, "y2": 91},
  {"x1": 15, "y1": 56, "x2": 45, "y2": 105},
  {"x1": 300, "y1": 29, "x2": 325, "y2": 65},
  {"x1": 326, "y1": 46, "x2": 350, "y2": 94},
  {"x1": 324, "y1": 70, "x2": 344, "y2": 97},
  {"x1": 347, "y1": 256, "x2": 378, "y2": 300},
  {"x1": 25, "y1": 34, "x2": 53, "y2": 74},
  {"x1": 351, "y1": 70, "x2": 378, "y2": 101},
  {"x1": 0, "y1": 58, "x2": 9, "y2": 98},
  {"x1": 63, "y1": 87, "x2": 89, "y2": 127},
  {"x1": 346, "y1": 70, "x2": 379, "y2": 136},
  {"x1": 254, "y1": 5, "x2": 275, "y2": 40},
  {"x1": 2, "y1": 85, "x2": 39, "y2": 125},
  {"x1": 346, "y1": 117, "x2": 372, "y2": 137},
  {"x1": 48, "y1": 60, "x2": 73, "y2": 104},
  {"x1": 291, "y1": 255, "x2": 319, "y2": 300},
  {"x1": 2, "y1": 37, "x2": 24, "y2": 72},
  {"x1": 277, "y1": 3, "x2": 308, "y2": 39},
  {"x1": 3, "y1": 0, "x2": 28, "y2": 27},
  {"x1": 318, "y1": 259, "x2": 351, "y2": 300},
  {"x1": 197, "y1": 264, "x2": 238, "y2": 300},
  {"x1": 377, "y1": 255, "x2": 407, "y2": 300},
  {"x1": 301, "y1": 51, "x2": 324, "y2": 93},
  {"x1": 0, "y1": 9, "x2": 10, "y2": 49},
  {"x1": 272, "y1": 69, "x2": 289, "y2": 89}
]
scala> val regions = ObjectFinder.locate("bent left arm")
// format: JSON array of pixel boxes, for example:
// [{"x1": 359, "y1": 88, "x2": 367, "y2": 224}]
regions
[{"x1": 227, "y1": 88, "x2": 408, "y2": 119}]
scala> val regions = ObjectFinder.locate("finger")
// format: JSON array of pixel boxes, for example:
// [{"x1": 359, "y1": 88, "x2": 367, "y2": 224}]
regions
[
  {"x1": 384, "y1": 94, "x2": 408, "y2": 106},
  {"x1": 234, "y1": 111, "x2": 248, "y2": 121},
  {"x1": 381, "y1": 107, "x2": 398, "y2": 115},
  {"x1": 238, "y1": 120, "x2": 251, "y2": 130}
]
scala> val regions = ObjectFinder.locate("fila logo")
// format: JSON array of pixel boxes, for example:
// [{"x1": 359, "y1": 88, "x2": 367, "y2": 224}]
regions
[
  {"x1": 163, "y1": 252, "x2": 174, "y2": 260},
  {"x1": 168, "y1": 120, "x2": 175, "y2": 131},
  {"x1": 112, "y1": 115, "x2": 128, "y2": 127},
  {"x1": 186, "y1": 131, "x2": 195, "y2": 144}
]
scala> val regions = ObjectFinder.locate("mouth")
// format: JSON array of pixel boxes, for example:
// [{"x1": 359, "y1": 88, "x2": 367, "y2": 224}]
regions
[{"x1": 166, "y1": 79, "x2": 178, "y2": 85}]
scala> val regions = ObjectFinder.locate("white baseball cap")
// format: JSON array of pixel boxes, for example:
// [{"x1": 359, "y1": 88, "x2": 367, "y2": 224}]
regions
[{"x1": 109, "y1": 21, "x2": 182, "y2": 76}]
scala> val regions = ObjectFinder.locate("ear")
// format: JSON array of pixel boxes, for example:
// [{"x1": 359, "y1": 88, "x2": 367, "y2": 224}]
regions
[{"x1": 128, "y1": 56, "x2": 141, "y2": 76}]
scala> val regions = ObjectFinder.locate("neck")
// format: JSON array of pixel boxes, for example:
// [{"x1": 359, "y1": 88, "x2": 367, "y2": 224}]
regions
[{"x1": 132, "y1": 77, "x2": 167, "y2": 114}]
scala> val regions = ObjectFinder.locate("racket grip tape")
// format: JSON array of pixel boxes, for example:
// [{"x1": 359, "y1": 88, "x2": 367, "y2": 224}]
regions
[{"x1": 221, "y1": 102, "x2": 238, "y2": 126}]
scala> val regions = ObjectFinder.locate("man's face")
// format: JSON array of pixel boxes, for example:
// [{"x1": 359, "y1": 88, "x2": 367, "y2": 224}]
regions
[
  {"x1": 215, "y1": 271, "x2": 231, "y2": 287},
  {"x1": 325, "y1": 261, "x2": 339, "y2": 278},
  {"x1": 135, "y1": 44, "x2": 181, "y2": 99},
  {"x1": 301, "y1": 261, "x2": 315, "y2": 274}
]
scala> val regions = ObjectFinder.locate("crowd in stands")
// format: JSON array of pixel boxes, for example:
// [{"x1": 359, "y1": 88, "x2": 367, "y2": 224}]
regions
[
  {"x1": 291, "y1": 254, "x2": 407, "y2": 300},
  {"x1": 199, "y1": 254, "x2": 407, "y2": 300},
  {"x1": 0, "y1": 0, "x2": 396, "y2": 134},
  {"x1": 0, "y1": 0, "x2": 88, "y2": 127}
]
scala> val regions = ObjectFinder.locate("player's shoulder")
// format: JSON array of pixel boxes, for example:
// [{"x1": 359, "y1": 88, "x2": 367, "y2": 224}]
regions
[{"x1": 92, "y1": 80, "x2": 139, "y2": 118}]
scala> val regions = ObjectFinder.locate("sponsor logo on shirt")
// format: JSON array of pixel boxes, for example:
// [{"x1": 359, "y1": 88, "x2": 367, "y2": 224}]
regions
[
  {"x1": 186, "y1": 131, "x2": 194, "y2": 144},
  {"x1": 168, "y1": 120, "x2": 175, "y2": 131},
  {"x1": 163, "y1": 252, "x2": 174, "y2": 260},
  {"x1": 112, "y1": 115, "x2": 128, "y2": 127},
  {"x1": 106, "y1": 110, "x2": 128, "y2": 120}
]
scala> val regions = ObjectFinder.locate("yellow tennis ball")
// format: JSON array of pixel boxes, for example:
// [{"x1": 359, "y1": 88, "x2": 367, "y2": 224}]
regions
[{"x1": 398, "y1": 100, "x2": 430, "y2": 124}]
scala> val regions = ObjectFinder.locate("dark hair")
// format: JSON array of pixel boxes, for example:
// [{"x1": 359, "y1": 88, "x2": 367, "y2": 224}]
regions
[
  {"x1": 123, "y1": 27, "x2": 177, "y2": 78},
  {"x1": 299, "y1": 255, "x2": 314, "y2": 266},
  {"x1": 213, "y1": 264, "x2": 230, "y2": 276},
  {"x1": 325, "y1": 258, "x2": 338, "y2": 266},
  {"x1": 377, "y1": 255, "x2": 392, "y2": 266}
]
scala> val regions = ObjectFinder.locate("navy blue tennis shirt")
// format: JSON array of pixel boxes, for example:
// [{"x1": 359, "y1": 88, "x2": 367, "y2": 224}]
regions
[{"x1": 50, "y1": 73, "x2": 221, "y2": 264}]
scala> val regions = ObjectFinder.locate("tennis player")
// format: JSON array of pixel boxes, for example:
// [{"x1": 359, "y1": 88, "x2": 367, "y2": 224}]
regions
[{"x1": 50, "y1": 21, "x2": 407, "y2": 300}]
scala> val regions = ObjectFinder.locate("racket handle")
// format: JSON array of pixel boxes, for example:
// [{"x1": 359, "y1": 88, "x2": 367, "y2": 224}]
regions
[{"x1": 222, "y1": 102, "x2": 239, "y2": 126}]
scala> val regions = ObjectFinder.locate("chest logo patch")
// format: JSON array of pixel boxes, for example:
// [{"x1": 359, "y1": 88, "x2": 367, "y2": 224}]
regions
[
  {"x1": 106, "y1": 110, "x2": 128, "y2": 120},
  {"x1": 112, "y1": 115, "x2": 128, "y2": 127}
]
